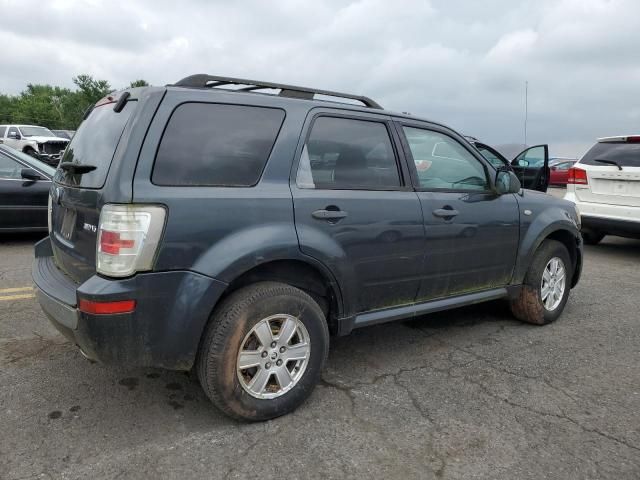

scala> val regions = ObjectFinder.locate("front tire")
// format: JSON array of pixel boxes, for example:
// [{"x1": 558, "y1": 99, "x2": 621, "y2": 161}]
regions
[
  {"x1": 510, "y1": 240, "x2": 572, "y2": 325},
  {"x1": 24, "y1": 148, "x2": 39, "y2": 159},
  {"x1": 197, "y1": 282, "x2": 329, "y2": 421}
]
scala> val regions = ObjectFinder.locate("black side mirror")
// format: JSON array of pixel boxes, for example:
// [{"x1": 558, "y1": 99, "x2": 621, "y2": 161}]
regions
[
  {"x1": 21, "y1": 168, "x2": 42, "y2": 181},
  {"x1": 495, "y1": 169, "x2": 521, "y2": 194}
]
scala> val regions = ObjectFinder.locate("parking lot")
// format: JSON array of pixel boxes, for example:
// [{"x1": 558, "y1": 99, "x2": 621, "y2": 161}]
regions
[{"x1": 1, "y1": 192, "x2": 639, "y2": 480}]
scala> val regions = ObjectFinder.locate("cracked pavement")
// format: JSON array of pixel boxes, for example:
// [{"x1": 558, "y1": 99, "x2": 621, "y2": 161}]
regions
[{"x1": 1, "y1": 226, "x2": 639, "y2": 479}]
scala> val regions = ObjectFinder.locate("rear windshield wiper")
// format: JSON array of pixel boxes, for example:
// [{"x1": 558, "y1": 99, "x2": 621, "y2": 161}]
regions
[
  {"x1": 59, "y1": 162, "x2": 97, "y2": 175},
  {"x1": 594, "y1": 159, "x2": 623, "y2": 170}
]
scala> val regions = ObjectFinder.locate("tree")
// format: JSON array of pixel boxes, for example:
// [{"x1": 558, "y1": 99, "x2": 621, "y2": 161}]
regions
[
  {"x1": 0, "y1": 75, "x2": 147, "y2": 130},
  {"x1": 129, "y1": 79, "x2": 150, "y2": 88}
]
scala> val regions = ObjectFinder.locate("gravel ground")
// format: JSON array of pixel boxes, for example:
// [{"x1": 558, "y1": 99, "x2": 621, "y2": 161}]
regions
[{"x1": 1, "y1": 215, "x2": 639, "y2": 479}]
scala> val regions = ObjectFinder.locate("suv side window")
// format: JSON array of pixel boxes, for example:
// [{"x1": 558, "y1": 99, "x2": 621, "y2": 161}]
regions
[
  {"x1": 0, "y1": 126, "x2": 6, "y2": 138},
  {"x1": 296, "y1": 116, "x2": 401, "y2": 190},
  {"x1": 7, "y1": 127, "x2": 19, "y2": 138},
  {"x1": 153, "y1": 103, "x2": 285, "y2": 187},
  {"x1": 403, "y1": 127, "x2": 489, "y2": 191}
]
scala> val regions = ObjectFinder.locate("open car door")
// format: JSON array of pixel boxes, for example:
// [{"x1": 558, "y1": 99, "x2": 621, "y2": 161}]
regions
[{"x1": 511, "y1": 144, "x2": 549, "y2": 192}]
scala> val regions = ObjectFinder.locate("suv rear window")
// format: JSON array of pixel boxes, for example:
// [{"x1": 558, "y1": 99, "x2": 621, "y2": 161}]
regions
[
  {"x1": 55, "y1": 101, "x2": 136, "y2": 188},
  {"x1": 581, "y1": 142, "x2": 640, "y2": 168},
  {"x1": 152, "y1": 103, "x2": 285, "y2": 187}
]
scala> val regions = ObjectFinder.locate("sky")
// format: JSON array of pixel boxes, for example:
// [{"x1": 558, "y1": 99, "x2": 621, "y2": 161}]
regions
[{"x1": 1, "y1": 0, "x2": 639, "y2": 157}]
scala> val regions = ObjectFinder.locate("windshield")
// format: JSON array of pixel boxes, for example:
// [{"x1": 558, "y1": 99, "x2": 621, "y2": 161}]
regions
[
  {"x1": 581, "y1": 142, "x2": 640, "y2": 168},
  {"x1": 0, "y1": 144, "x2": 56, "y2": 176},
  {"x1": 19, "y1": 126, "x2": 56, "y2": 137}
]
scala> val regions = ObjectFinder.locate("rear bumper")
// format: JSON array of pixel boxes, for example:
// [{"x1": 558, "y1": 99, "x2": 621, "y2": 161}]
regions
[
  {"x1": 32, "y1": 237, "x2": 228, "y2": 370},
  {"x1": 581, "y1": 216, "x2": 640, "y2": 238}
]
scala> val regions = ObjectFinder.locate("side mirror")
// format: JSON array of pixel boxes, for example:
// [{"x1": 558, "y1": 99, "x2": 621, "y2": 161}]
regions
[
  {"x1": 495, "y1": 169, "x2": 521, "y2": 194},
  {"x1": 8, "y1": 132, "x2": 20, "y2": 139},
  {"x1": 21, "y1": 168, "x2": 42, "y2": 181}
]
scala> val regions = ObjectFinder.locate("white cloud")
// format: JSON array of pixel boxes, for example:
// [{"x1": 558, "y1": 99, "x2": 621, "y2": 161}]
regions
[{"x1": 1, "y1": 0, "x2": 640, "y2": 156}]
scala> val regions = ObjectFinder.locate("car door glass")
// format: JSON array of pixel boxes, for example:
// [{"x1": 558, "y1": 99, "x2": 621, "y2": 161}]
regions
[
  {"x1": 0, "y1": 126, "x2": 6, "y2": 138},
  {"x1": 297, "y1": 116, "x2": 401, "y2": 190},
  {"x1": 476, "y1": 145, "x2": 505, "y2": 168},
  {"x1": 7, "y1": 127, "x2": 19, "y2": 139},
  {"x1": 513, "y1": 146, "x2": 545, "y2": 167},
  {"x1": 403, "y1": 127, "x2": 489, "y2": 191},
  {"x1": 0, "y1": 153, "x2": 22, "y2": 179}
]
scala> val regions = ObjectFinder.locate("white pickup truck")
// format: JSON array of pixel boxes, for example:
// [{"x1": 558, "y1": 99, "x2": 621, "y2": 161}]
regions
[{"x1": 0, "y1": 124, "x2": 69, "y2": 166}]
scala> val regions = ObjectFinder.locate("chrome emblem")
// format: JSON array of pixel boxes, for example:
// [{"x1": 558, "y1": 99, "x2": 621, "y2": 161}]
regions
[{"x1": 83, "y1": 223, "x2": 97, "y2": 233}]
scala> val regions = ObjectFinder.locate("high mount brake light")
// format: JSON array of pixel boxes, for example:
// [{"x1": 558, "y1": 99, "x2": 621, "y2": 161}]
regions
[
  {"x1": 97, "y1": 204, "x2": 166, "y2": 277},
  {"x1": 567, "y1": 167, "x2": 588, "y2": 185}
]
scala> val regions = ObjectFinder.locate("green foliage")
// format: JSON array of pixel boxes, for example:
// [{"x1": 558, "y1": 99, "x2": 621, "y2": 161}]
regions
[
  {"x1": 0, "y1": 75, "x2": 149, "y2": 130},
  {"x1": 129, "y1": 79, "x2": 150, "y2": 88}
]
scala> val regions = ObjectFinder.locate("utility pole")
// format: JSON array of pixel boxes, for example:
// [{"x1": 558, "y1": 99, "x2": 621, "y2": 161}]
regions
[{"x1": 524, "y1": 80, "x2": 528, "y2": 146}]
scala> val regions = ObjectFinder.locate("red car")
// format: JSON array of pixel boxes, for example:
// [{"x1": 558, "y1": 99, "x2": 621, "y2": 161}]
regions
[{"x1": 549, "y1": 160, "x2": 577, "y2": 185}]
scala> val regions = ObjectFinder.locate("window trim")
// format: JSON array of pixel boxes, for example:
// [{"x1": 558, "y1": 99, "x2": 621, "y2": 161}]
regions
[
  {"x1": 394, "y1": 120, "x2": 496, "y2": 194},
  {"x1": 293, "y1": 111, "x2": 409, "y2": 192},
  {"x1": 150, "y1": 101, "x2": 286, "y2": 188}
]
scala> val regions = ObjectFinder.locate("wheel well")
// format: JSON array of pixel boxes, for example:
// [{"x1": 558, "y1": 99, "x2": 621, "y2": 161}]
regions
[
  {"x1": 545, "y1": 229, "x2": 579, "y2": 278},
  {"x1": 23, "y1": 146, "x2": 36, "y2": 152},
  {"x1": 222, "y1": 260, "x2": 341, "y2": 333}
]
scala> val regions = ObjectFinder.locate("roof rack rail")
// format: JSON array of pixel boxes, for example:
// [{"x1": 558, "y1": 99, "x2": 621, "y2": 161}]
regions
[{"x1": 170, "y1": 74, "x2": 382, "y2": 109}]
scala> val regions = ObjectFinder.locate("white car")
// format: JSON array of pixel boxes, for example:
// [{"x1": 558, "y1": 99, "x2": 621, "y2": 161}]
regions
[
  {"x1": 0, "y1": 124, "x2": 69, "y2": 166},
  {"x1": 564, "y1": 135, "x2": 640, "y2": 244}
]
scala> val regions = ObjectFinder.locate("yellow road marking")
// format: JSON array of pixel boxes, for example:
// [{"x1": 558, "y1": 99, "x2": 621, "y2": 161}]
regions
[
  {"x1": 0, "y1": 286, "x2": 34, "y2": 294},
  {"x1": 0, "y1": 293, "x2": 36, "y2": 301}
]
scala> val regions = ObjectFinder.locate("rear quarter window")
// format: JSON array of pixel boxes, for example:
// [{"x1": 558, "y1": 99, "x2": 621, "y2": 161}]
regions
[
  {"x1": 581, "y1": 142, "x2": 640, "y2": 168},
  {"x1": 152, "y1": 103, "x2": 285, "y2": 187}
]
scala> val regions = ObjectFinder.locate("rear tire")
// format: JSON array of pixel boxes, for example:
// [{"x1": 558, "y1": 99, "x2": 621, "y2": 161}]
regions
[
  {"x1": 582, "y1": 230, "x2": 605, "y2": 245},
  {"x1": 510, "y1": 240, "x2": 572, "y2": 325},
  {"x1": 197, "y1": 282, "x2": 329, "y2": 421}
]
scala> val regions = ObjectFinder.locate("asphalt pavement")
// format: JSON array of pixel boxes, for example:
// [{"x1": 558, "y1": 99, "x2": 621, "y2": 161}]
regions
[{"x1": 1, "y1": 192, "x2": 639, "y2": 479}]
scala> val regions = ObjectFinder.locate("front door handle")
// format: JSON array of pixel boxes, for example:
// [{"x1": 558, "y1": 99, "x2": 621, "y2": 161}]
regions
[
  {"x1": 432, "y1": 208, "x2": 459, "y2": 218},
  {"x1": 312, "y1": 209, "x2": 348, "y2": 220}
]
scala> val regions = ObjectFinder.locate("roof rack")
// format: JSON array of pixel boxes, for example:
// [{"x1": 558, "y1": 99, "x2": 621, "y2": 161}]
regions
[{"x1": 170, "y1": 74, "x2": 382, "y2": 109}]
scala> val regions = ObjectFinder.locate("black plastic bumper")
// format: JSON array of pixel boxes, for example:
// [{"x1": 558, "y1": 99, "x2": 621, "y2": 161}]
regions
[
  {"x1": 32, "y1": 237, "x2": 227, "y2": 370},
  {"x1": 582, "y1": 216, "x2": 640, "y2": 239}
]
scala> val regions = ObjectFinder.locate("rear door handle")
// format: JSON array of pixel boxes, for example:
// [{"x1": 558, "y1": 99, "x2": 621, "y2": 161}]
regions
[
  {"x1": 432, "y1": 208, "x2": 459, "y2": 218},
  {"x1": 312, "y1": 209, "x2": 348, "y2": 220}
]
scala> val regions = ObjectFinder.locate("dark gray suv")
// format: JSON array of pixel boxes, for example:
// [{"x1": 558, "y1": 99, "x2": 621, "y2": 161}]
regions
[{"x1": 33, "y1": 75, "x2": 582, "y2": 421}]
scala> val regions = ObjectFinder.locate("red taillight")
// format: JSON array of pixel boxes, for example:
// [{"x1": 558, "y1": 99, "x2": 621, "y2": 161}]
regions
[
  {"x1": 626, "y1": 136, "x2": 640, "y2": 143},
  {"x1": 567, "y1": 167, "x2": 588, "y2": 185},
  {"x1": 100, "y1": 230, "x2": 135, "y2": 255},
  {"x1": 78, "y1": 299, "x2": 136, "y2": 315}
]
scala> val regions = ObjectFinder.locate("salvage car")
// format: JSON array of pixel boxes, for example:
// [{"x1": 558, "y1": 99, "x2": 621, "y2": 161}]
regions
[
  {"x1": 565, "y1": 135, "x2": 640, "y2": 244},
  {"x1": 33, "y1": 75, "x2": 582, "y2": 421},
  {"x1": 467, "y1": 138, "x2": 550, "y2": 192},
  {"x1": 0, "y1": 144, "x2": 54, "y2": 232},
  {"x1": 0, "y1": 124, "x2": 69, "y2": 166}
]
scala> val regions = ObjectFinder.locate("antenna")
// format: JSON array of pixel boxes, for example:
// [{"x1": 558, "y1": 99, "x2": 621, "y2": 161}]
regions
[{"x1": 524, "y1": 80, "x2": 528, "y2": 146}]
